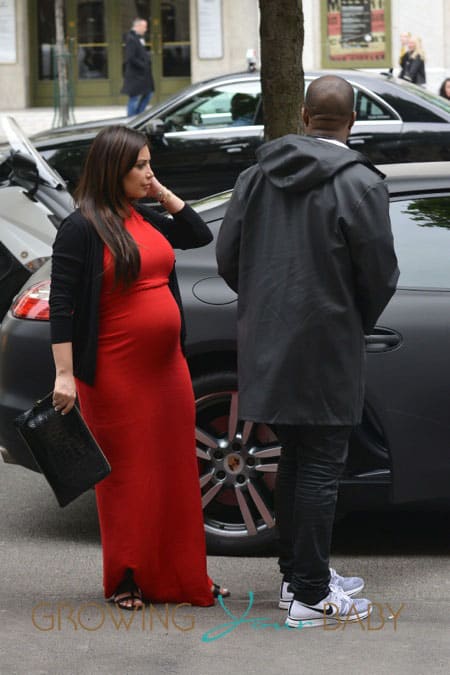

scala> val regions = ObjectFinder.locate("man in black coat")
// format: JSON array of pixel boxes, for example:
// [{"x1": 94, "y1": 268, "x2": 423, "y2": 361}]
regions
[
  {"x1": 216, "y1": 75, "x2": 399, "y2": 629},
  {"x1": 122, "y1": 18, "x2": 154, "y2": 117}
]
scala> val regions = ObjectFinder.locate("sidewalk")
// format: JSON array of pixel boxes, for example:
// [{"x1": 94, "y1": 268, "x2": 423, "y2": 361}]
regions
[{"x1": 0, "y1": 106, "x2": 125, "y2": 143}]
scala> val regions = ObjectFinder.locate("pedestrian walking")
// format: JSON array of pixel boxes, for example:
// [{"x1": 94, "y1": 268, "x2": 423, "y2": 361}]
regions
[
  {"x1": 399, "y1": 35, "x2": 426, "y2": 85},
  {"x1": 216, "y1": 75, "x2": 399, "y2": 629},
  {"x1": 121, "y1": 18, "x2": 154, "y2": 117},
  {"x1": 50, "y1": 125, "x2": 229, "y2": 610}
]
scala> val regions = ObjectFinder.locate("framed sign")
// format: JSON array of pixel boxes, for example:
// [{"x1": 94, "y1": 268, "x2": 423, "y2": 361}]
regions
[
  {"x1": 0, "y1": 0, "x2": 17, "y2": 64},
  {"x1": 197, "y1": 0, "x2": 223, "y2": 59},
  {"x1": 321, "y1": 0, "x2": 391, "y2": 69}
]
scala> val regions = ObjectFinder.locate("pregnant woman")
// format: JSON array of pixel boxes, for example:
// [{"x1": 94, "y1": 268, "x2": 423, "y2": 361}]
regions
[{"x1": 50, "y1": 125, "x2": 228, "y2": 609}]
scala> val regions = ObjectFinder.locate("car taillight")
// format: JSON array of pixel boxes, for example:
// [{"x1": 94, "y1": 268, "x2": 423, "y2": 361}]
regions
[{"x1": 12, "y1": 280, "x2": 50, "y2": 321}]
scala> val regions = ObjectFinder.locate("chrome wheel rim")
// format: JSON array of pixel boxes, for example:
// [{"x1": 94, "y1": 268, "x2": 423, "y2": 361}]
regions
[{"x1": 195, "y1": 390, "x2": 281, "y2": 539}]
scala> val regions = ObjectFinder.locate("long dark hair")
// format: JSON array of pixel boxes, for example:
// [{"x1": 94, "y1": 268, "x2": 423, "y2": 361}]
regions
[
  {"x1": 74, "y1": 125, "x2": 149, "y2": 286},
  {"x1": 439, "y1": 78, "x2": 450, "y2": 99}
]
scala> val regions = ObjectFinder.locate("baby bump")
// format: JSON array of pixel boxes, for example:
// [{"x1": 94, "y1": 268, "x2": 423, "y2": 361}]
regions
[{"x1": 97, "y1": 284, "x2": 182, "y2": 367}]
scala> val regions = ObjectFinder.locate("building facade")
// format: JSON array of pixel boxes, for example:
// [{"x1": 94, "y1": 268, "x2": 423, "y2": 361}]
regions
[{"x1": 0, "y1": 0, "x2": 449, "y2": 110}]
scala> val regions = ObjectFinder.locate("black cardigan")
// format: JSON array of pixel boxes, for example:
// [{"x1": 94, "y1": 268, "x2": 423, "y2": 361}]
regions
[{"x1": 49, "y1": 203, "x2": 213, "y2": 385}]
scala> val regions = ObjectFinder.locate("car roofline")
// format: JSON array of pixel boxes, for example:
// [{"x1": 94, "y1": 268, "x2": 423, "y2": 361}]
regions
[
  {"x1": 149, "y1": 69, "x2": 448, "y2": 122},
  {"x1": 379, "y1": 162, "x2": 450, "y2": 194}
]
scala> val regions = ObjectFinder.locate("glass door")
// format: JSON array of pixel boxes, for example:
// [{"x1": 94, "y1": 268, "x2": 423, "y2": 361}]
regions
[
  {"x1": 32, "y1": 0, "x2": 116, "y2": 105},
  {"x1": 158, "y1": 0, "x2": 191, "y2": 99},
  {"x1": 30, "y1": 0, "x2": 191, "y2": 106},
  {"x1": 68, "y1": 0, "x2": 110, "y2": 98},
  {"x1": 120, "y1": 0, "x2": 190, "y2": 104},
  {"x1": 61, "y1": 0, "x2": 116, "y2": 103},
  {"x1": 31, "y1": 0, "x2": 62, "y2": 105}
]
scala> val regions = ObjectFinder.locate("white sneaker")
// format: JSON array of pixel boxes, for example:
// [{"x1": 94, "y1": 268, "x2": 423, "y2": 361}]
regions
[
  {"x1": 278, "y1": 567, "x2": 364, "y2": 609},
  {"x1": 285, "y1": 584, "x2": 372, "y2": 629}
]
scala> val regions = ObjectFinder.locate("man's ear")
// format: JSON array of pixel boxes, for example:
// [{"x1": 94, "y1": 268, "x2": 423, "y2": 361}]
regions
[
  {"x1": 302, "y1": 105, "x2": 310, "y2": 128},
  {"x1": 348, "y1": 111, "x2": 356, "y2": 130}
]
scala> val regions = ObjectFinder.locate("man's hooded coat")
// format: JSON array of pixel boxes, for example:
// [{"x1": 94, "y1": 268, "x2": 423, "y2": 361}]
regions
[{"x1": 216, "y1": 135, "x2": 399, "y2": 425}]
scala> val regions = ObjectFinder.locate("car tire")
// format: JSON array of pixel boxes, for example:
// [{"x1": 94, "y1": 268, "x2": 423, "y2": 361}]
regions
[{"x1": 193, "y1": 371, "x2": 280, "y2": 556}]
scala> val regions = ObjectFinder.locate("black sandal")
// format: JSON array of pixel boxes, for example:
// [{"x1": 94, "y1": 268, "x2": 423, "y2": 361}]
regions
[
  {"x1": 112, "y1": 588, "x2": 144, "y2": 611},
  {"x1": 111, "y1": 569, "x2": 144, "y2": 611},
  {"x1": 211, "y1": 582, "x2": 230, "y2": 598}
]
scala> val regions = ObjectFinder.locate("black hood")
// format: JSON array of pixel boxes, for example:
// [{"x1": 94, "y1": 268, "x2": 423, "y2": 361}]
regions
[{"x1": 256, "y1": 134, "x2": 384, "y2": 192}]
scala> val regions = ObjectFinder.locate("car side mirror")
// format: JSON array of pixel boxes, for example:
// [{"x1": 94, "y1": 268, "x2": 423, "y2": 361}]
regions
[
  {"x1": 146, "y1": 118, "x2": 166, "y2": 136},
  {"x1": 10, "y1": 151, "x2": 40, "y2": 198}
]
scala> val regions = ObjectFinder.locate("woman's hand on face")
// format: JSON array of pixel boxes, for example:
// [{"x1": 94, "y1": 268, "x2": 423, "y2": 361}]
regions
[
  {"x1": 53, "y1": 373, "x2": 77, "y2": 415},
  {"x1": 146, "y1": 173, "x2": 165, "y2": 200},
  {"x1": 145, "y1": 171, "x2": 184, "y2": 212}
]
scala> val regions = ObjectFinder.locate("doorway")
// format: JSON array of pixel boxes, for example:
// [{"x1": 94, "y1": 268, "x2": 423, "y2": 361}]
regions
[{"x1": 30, "y1": 0, "x2": 191, "y2": 107}]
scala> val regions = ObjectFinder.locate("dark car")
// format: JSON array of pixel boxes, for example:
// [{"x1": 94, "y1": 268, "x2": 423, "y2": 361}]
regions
[
  {"x1": 1, "y1": 160, "x2": 450, "y2": 555},
  {"x1": 14, "y1": 70, "x2": 450, "y2": 200}
]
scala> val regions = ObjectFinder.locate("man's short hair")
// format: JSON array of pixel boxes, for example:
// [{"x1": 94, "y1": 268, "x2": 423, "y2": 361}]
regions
[{"x1": 304, "y1": 75, "x2": 354, "y2": 120}]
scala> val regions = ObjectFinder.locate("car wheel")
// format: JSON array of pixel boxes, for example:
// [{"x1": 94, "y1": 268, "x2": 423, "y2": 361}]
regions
[{"x1": 193, "y1": 371, "x2": 281, "y2": 555}]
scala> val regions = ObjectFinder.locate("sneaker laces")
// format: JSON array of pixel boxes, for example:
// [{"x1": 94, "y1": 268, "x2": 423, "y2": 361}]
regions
[
  {"x1": 329, "y1": 567, "x2": 343, "y2": 585},
  {"x1": 328, "y1": 583, "x2": 353, "y2": 615}
]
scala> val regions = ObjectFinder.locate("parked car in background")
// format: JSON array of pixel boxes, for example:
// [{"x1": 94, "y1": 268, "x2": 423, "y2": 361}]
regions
[
  {"x1": 0, "y1": 118, "x2": 73, "y2": 321},
  {"x1": 0, "y1": 125, "x2": 449, "y2": 554},
  {"x1": 4, "y1": 70, "x2": 450, "y2": 200}
]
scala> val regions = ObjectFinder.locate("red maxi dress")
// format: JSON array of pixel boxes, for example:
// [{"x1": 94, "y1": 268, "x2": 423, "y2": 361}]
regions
[{"x1": 76, "y1": 208, "x2": 214, "y2": 606}]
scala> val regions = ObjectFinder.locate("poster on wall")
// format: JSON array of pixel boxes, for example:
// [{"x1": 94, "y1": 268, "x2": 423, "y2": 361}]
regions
[
  {"x1": 321, "y1": 0, "x2": 391, "y2": 69},
  {"x1": 0, "y1": 0, "x2": 17, "y2": 64},
  {"x1": 197, "y1": 0, "x2": 223, "y2": 59}
]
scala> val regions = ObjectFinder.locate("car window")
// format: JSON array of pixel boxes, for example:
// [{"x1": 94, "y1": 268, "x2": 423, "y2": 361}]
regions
[
  {"x1": 391, "y1": 196, "x2": 450, "y2": 289},
  {"x1": 354, "y1": 90, "x2": 397, "y2": 121},
  {"x1": 162, "y1": 81, "x2": 261, "y2": 131},
  {"x1": 304, "y1": 80, "x2": 396, "y2": 122},
  {"x1": 381, "y1": 92, "x2": 447, "y2": 122}
]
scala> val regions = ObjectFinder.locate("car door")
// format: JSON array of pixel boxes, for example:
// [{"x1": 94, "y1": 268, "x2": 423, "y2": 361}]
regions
[
  {"x1": 144, "y1": 80, "x2": 263, "y2": 200},
  {"x1": 365, "y1": 193, "x2": 450, "y2": 503},
  {"x1": 389, "y1": 122, "x2": 450, "y2": 162},
  {"x1": 376, "y1": 86, "x2": 450, "y2": 162}
]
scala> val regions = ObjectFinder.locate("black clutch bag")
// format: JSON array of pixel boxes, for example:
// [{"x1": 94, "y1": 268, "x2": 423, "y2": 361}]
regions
[{"x1": 14, "y1": 393, "x2": 111, "y2": 507}]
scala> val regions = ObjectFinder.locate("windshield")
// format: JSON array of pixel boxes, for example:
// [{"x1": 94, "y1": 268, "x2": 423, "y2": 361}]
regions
[{"x1": 1, "y1": 116, "x2": 65, "y2": 188}]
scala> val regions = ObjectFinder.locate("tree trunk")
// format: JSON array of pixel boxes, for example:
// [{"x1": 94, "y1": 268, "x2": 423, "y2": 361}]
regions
[
  {"x1": 54, "y1": 0, "x2": 69, "y2": 127},
  {"x1": 259, "y1": 0, "x2": 304, "y2": 140}
]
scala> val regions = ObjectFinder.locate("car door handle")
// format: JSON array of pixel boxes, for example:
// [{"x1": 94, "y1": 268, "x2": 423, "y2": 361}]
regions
[
  {"x1": 348, "y1": 135, "x2": 373, "y2": 145},
  {"x1": 365, "y1": 330, "x2": 402, "y2": 352},
  {"x1": 222, "y1": 143, "x2": 250, "y2": 154}
]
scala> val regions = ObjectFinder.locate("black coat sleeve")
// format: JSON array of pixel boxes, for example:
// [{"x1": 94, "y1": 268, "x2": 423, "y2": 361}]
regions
[
  {"x1": 49, "y1": 216, "x2": 87, "y2": 344},
  {"x1": 341, "y1": 180, "x2": 400, "y2": 334},
  {"x1": 399, "y1": 52, "x2": 408, "y2": 78},
  {"x1": 408, "y1": 56, "x2": 425, "y2": 84},
  {"x1": 215, "y1": 180, "x2": 243, "y2": 292},
  {"x1": 137, "y1": 203, "x2": 213, "y2": 250},
  {"x1": 125, "y1": 34, "x2": 146, "y2": 72}
]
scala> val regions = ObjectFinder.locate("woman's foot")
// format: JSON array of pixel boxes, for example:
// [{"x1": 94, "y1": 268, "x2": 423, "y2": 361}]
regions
[
  {"x1": 112, "y1": 569, "x2": 144, "y2": 611},
  {"x1": 211, "y1": 582, "x2": 230, "y2": 598},
  {"x1": 113, "y1": 588, "x2": 144, "y2": 610}
]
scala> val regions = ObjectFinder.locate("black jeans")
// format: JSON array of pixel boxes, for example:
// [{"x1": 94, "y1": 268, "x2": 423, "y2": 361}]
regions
[{"x1": 274, "y1": 424, "x2": 352, "y2": 605}]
